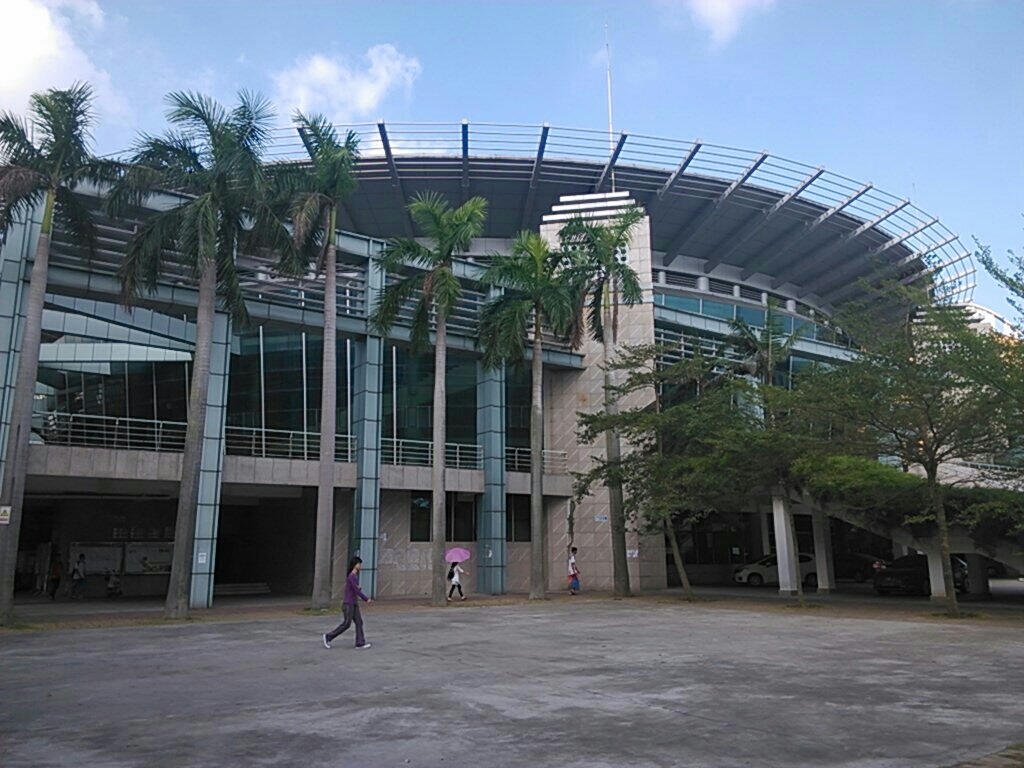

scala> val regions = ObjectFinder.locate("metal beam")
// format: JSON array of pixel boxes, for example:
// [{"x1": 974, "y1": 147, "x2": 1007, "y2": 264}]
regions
[
  {"x1": 657, "y1": 141, "x2": 702, "y2": 202},
  {"x1": 519, "y1": 124, "x2": 550, "y2": 231},
  {"x1": 741, "y1": 182, "x2": 873, "y2": 280},
  {"x1": 461, "y1": 119, "x2": 470, "y2": 203},
  {"x1": 708, "y1": 167, "x2": 824, "y2": 274},
  {"x1": 593, "y1": 131, "x2": 628, "y2": 193},
  {"x1": 774, "y1": 198, "x2": 910, "y2": 290},
  {"x1": 808, "y1": 217, "x2": 939, "y2": 298},
  {"x1": 377, "y1": 120, "x2": 415, "y2": 237},
  {"x1": 662, "y1": 151, "x2": 768, "y2": 268},
  {"x1": 827, "y1": 233, "x2": 958, "y2": 304}
]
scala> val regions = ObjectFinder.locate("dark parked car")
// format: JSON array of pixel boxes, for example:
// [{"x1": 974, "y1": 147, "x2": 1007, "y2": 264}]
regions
[
  {"x1": 834, "y1": 552, "x2": 887, "y2": 583},
  {"x1": 874, "y1": 554, "x2": 968, "y2": 596}
]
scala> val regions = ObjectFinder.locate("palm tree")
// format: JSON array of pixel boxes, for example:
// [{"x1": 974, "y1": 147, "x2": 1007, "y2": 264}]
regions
[
  {"x1": 479, "y1": 231, "x2": 573, "y2": 599},
  {"x1": 559, "y1": 205, "x2": 645, "y2": 598},
  {"x1": 370, "y1": 192, "x2": 488, "y2": 607},
  {"x1": 109, "y1": 91, "x2": 275, "y2": 619},
  {"x1": 285, "y1": 112, "x2": 359, "y2": 610},
  {"x1": 0, "y1": 83, "x2": 115, "y2": 626}
]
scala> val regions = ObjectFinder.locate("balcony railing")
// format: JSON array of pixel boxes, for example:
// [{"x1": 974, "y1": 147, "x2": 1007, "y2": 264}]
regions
[
  {"x1": 34, "y1": 412, "x2": 188, "y2": 453},
  {"x1": 381, "y1": 438, "x2": 482, "y2": 470},
  {"x1": 505, "y1": 447, "x2": 569, "y2": 474},
  {"x1": 224, "y1": 426, "x2": 355, "y2": 462}
]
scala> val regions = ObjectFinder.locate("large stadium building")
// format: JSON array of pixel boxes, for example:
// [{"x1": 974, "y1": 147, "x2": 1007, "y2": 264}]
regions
[{"x1": 0, "y1": 122, "x2": 985, "y2": 606}]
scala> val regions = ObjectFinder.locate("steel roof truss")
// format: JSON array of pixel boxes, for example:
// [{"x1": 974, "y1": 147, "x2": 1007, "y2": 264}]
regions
[
  {"x1": 377, "y1": 121, "x2": 415, "y2": 237},
  {"x1": 519, "y1": 124, "x2": 550, "y2": 231},
  {"x1": 593, "y1": 131, "x2": 629, "y2": 193}
]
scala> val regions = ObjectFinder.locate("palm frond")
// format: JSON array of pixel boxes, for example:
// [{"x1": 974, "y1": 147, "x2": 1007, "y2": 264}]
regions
[
  {"x1": 230, "y1": 90, "x2": 274, "y2": 155},
  {"x1": 479, "y1": 293, "x2": 532, "y2": 369},
  {"x1": 216, "y1": 238, "x2": 250, "y2": 327},
  {"x1": 165, "y1": 91, "x2": 228, "y2": 141},
  {"x1": 0, "y1": 112, "x2": 41, "y2": 169},
  {"x1": 382, "y1": 237, "x2": 434, "y2": 272},
  {"x1": 407, "y1": 190, "x2": 450, "y2": 242},
  {"x1": 430, "y1": 265, "x2": 462, "y2": 322},
  {"x1": 290, "y1": 190, "x2": 329, "y2": 250},
  {"x1": 119, "y1": 208, "x2": 181, "y2": 302},
  {"x1": 29, "y1": 83, "x2": 95, "y2": 175},
  {"x1": 448, "y1": 196, "x2": 488, "y2": 253},
  {"x1": 54, "y1": 186, "x2": 98, "y2": 259},
  {"x1": 368, "y1": 271, "x2": 424, "y2": 336}
]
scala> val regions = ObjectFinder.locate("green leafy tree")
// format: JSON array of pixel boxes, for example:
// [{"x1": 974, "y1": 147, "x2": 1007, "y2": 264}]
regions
[
  {"x1": 575, "y1": 344, "x2": 745, "y2": 599},
  {"x1": 976, "y1": 238, "x2": 1024, "y2": 322},
  {"x1": 560, "y1": 205, "x2": 645, "y2": 598},
  {"x1": 285, "y1": 112, "x2": 359, "y2": 609},
  {"x1": 807, "y1": 298, "x2": 1008, "y2": 616},
  {"x1": 369, "y1": 192, "x2": 488, "y2": 607},
  {"x1": 479, "y1": 231, "x2": 573, "y2": 599},
  {"x1": 109, "y1": 91, "x2": 276, "y2": 619},
  {"x1": 0, "y1": 83, "x2": 116, "y2": 626}
]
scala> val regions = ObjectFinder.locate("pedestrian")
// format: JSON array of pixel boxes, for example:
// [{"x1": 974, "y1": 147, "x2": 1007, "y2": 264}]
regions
[
  {"x1": 567, "y1": 546, "x2": 580, "y2": 595},
  {"x1": 447, "y1": 561, "x2": 467, "y2": 601},
  {"x1": 70, "y1": 554, "x2": 86, "y2": 599},
  {"x1": 323, "y1": 556, "x2": 372, "y2": 649},
  {"x1": 48, "y1": 557, "x2": 62, "y2": 600}
]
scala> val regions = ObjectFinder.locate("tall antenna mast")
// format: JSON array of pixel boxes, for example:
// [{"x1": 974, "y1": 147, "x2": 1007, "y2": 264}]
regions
[{"x1": 605, "y1": 22, "x2": 615, "y2": 192}]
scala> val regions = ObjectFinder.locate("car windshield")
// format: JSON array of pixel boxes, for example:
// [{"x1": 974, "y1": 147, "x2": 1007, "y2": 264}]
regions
[{"x1": 757, "y1": 556, "x2": 777, "y2": 566}]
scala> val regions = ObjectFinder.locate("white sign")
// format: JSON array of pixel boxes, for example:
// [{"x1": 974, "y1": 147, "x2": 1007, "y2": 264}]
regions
[
  {"x1": 197, "y1": 552, "x2": 207, "y2": 565},
  {"x1": 0, "y1": 506, "x2": 10, "y2": 525},
  {"x1": 594, "y1": 514, "x2": 609, "y2": 522},
  {"x1": 627, "y1": 549, "x2": 639, "y2": 559},
  {"x1": 125, "y1": 543, "x2": 173, "y2": 574}
]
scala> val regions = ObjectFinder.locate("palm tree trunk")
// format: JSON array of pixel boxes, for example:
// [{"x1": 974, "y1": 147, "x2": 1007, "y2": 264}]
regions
[
  {"x1": 0, "y1": 190, "x2": 55, "y2": 626},
  {"x1": 664, "y1": 518, "x2": 694, "y2": 600},
  {"x1": 165, "y1": 256, "x2": 216, "y2": 620},
  {"x1": 529, "y1": 314, "x2": 545, "y2": 599},
  {"x1": 927, "y1": 466, "x2": 959, "y2": 617},
  {"x1": 431, "y1": 312, "x2": 447, "y2": 607},
  {"x1": 312, "y1": 212, "x2": 337, "y2": 609},
  {"x1": 603, "y1": 329, "x2": 631, "y2": 598}
]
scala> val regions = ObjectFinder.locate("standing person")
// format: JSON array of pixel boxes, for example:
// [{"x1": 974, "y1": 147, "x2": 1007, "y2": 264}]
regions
[
  {"x1": 447, "y1": 561, "x2": 467, "y2": 602},
  {"x1": 323, "y1": 556, "x2": 372, "y2": 649},
  {"x1": 568, "y1": 547, "x2": 581, "y2": 595},
  {"x1": 48, "y1": 557, "x2": 62, "y2": 600},
  {"x1": 70, "y1": 554, "x2": 86, "y2": 599}
]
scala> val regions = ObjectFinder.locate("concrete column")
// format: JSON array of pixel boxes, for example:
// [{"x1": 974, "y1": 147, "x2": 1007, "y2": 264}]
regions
[
  {"x1": 772, "y1": 494, "x2": 799, "y2": 595},
  {"x1": 892, "y1": 541, "x2": 910, "y2": 559},
  {"x1": 189, "y1": 312, "x2": 232, "y2": 608},
  {"x1": 476, "y1": 358, "x2": 506, "y2": 595},
  {"x1": 963, "y1": 553, "x2": 990, "y2": 596},
  {"x1": 925, "y1": 548, "x2": 946, "y2": 600},
  {"x1": 350, "y1": 252, "x2": 384, "y2": 597},
  {"x1": 811, "y1": 512, "x2": 836, "y2": 594},
  {"x1": 759, "y1": 510, "x2": 772, "y2": 557},
  {"x1": 0, "y1": 213, "x2": 35, "y2": 484}
]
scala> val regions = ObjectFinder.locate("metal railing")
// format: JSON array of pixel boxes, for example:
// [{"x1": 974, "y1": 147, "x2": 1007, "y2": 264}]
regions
[
  {"x1": 381, "y1": 438, "x2": 482, "y2": 470},
  {"x1": 505, "y1": 447, "x2": 569, "y2": 474},
  {"x1": 224, "y1": 426, "x2": 355, "y2": 462},
  {"x1": 34, "y1": 412, "x2": 187, "y2": 453}
]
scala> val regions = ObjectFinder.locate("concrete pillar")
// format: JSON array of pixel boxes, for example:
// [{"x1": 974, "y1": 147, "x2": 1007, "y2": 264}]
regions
[
  {"x1": 759, "y1": 510, "x2": 772, "y2": 558},
  {"x1": 963, "y1": 553, "x2": 990, "y2": 596},
  {"x1": 925, "y1": 548, "x2": 947, "y2": 600},
  {"x1": 189, "y1": 311, "x2": 232, "y2": 608},
  {"x1": 772, "y1": 494, "x2": 800, "y2": 595},
  {"x1": 476, "y1": 357, "x2": 506, "y2": 595},
  {"x1": 811, "y1": 512, "x2": 836, "y2": 594},
  {"x1": 350, "y1": 252, "x2": 384, "y2": 597},
  {"x1": 892, "y1": 541, "x2": 910, "y2": 559},
  {"x1": 0, "y1": 213, "x2": 34, "y2": 484}
]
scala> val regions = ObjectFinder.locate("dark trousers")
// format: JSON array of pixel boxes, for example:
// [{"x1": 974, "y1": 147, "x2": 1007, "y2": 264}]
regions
[
  {"x1": 326, "y1": 602, "x2": 365, "y2": 646},
  {"x1": 448, "y1": 583, "x2": 464, "y2": 599}
]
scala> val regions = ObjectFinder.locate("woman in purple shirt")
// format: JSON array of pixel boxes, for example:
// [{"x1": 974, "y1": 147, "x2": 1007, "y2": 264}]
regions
[{"x1": 323, "y1": 556, "x2": 372, "y2": 649}]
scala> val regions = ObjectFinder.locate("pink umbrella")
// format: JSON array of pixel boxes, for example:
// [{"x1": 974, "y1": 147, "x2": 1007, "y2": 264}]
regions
[{"x1": 445, "y1": 547, "x2": 471, "y2": 563}]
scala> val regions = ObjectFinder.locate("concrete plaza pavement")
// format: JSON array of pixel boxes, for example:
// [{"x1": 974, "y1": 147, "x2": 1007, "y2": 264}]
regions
[{"x1": 2, "y1": 598, "x2": 1023, "y2": 768}]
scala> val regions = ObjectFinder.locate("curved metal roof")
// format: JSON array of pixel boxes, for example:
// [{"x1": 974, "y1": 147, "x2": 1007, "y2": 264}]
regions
[{"x1": 267, "y1": 121, "x2": 975, "y2": 309}]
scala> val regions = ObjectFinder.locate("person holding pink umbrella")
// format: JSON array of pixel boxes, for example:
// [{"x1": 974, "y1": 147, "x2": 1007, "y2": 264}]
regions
[{"x1": 445, "y1": 547, "x2": 471, "y2": 602}]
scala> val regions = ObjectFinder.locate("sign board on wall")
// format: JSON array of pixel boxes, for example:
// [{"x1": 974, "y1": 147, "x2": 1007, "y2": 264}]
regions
[
  {"x1": 125, "y1": 543, "x2": 173, "y2": 574},
  {"x1": 0, "y1": 506, "x2": 10, "y2": 525},
  {"x1": 69, "y1": 543, "x2": 123, "y2": 573}
]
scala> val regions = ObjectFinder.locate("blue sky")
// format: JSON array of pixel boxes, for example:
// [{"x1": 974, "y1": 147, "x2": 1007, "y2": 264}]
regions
[{"x1": 2, "y1": 0, "x2": 1021, "y2": 313}]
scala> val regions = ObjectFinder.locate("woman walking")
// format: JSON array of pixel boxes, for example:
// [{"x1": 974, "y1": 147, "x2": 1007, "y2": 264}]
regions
[
  {"x1": 447, "y1": 561, "x2": 467, "y2": 602},
  {"x1": 323, "y1": 556, "x2": 372, "y2": 649}
]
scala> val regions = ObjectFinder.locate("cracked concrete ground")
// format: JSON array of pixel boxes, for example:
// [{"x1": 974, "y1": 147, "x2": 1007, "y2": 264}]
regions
[{"x1": 2, "y1": 599, "x2": 1023, "y2": 767}]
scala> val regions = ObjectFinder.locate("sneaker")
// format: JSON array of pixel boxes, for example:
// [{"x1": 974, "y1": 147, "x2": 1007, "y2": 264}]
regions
[
  {"x1": 461, "y1": 596, "x2": 467, "y2": 601},
  {"x1": 322, "y1": 634, "x2": 332, "y2": 649},
  {"x1": 356, "y1": 643, "x2": 371, "y2": 649}
]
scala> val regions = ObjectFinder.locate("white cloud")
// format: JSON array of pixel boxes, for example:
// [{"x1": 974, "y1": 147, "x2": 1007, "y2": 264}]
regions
[
  {"x1": 272, "y1": 44, "x2": 421, "y2": 123},
  {"x1": 657, "y1": 0, "x2": 777, "y2": 46},
  {"x1": 0, "y1": 0, "x2": 120, "y2": 117}
]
